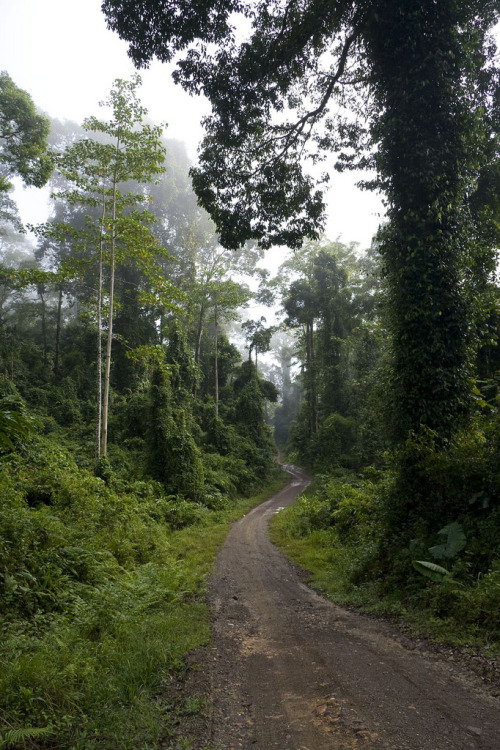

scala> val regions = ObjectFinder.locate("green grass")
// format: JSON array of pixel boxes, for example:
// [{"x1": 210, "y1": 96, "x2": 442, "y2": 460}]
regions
[
  {"x1": 269, "y1": 497, "x2": 500, "y2": 654},
  {"x1": 0, "y1": 471, "x2": 289, "y2": 749},
  {"x1": 269, "y1": 512, "x2": 379, "y2": 607}
]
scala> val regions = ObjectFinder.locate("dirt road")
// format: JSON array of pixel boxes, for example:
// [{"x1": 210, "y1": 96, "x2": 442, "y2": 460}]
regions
[{"x1": 191, "y1": 465, "x2": 500, "y2": 749}]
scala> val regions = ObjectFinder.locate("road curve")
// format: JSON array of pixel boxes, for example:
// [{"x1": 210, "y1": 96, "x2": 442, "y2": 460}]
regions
[{"x1": 201, "y1": 465, "x2": 500, "y2": 749}]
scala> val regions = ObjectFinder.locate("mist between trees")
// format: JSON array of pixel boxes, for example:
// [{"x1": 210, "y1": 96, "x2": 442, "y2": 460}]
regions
[{"x1": 2, "y1": 2, "x2": 500, "y2": 737}]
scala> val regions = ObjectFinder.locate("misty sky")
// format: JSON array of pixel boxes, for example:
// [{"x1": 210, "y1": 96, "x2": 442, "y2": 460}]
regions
[{"x1": 0, "y1": 0, "x2": 385, "y2": 248}]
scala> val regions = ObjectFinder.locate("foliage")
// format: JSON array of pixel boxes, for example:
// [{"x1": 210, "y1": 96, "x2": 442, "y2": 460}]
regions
[
  {"x1": 0, "y1": 399, "x2": 39, "y2": 450},
  {"x1": 40, "y1": 75, "x2": 179, "y2": 461},
  {"x1": 241, "y1": 317, "x2": 276, "y2": 365},
  {"x1": 0, "y1": 68, "x2": 288, "y2": 749},
  {"x1": 6, "y1": 15, "x2": 500, "y2": 723},
  {"x1": 0, "y1": 71, "x2": 52, "y2": 192},
  {"x1": 0, "y1": 104, "x2": 278, "y2": 510},
  {"x1": 412, "y1": 560, "x2": 451, "y2": 582},
  {"x1": 102, "y1": 3, "x2": 500, "y2": 561},
  {"x1": 362, "y1": 3, "x2": 498, "y2": 446},
  {"x1": 277, "y1": 238, "x2": 386, "y2": 471},
  {"x1": 428, "y1": 522, "x2": 467, "y2": 561},
  {"x1": 0, "y1": 429, "x2": 286, "y2": 748},
  {"x1": 271, "y1": 418, "x2": 500, "y2": 645}
]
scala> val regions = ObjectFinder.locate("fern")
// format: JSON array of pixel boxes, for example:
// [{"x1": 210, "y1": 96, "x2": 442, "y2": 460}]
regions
[{"x1": 0, "y1": 726, "x2": 53, "y2": 749}]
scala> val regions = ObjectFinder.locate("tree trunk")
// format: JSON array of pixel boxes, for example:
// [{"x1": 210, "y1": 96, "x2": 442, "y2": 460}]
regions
[
  {"x1": 305, "y1": 321, "x2": 317, "y2": 436},
  {"x1": 214, "y1": 305, "x2": 219, "y2": 417},
  {"x1": 38, "y1": 286, "x2": 48, "y2": 367},
  {"x1": 95, "y1": 201, "x2": 105, "y2": 462},
  {"x1": 101, "y1": 153, "x2": 119, "y2": 458},
  {"x1": 364, "y1": 0, "x2": 473, "y2": 445},
  {"x1": 54, "y1": 286, "x2": 63, "y2": 381},
  {"x1": 193, "y1": 301, "x2": 205, "y2": 398}
]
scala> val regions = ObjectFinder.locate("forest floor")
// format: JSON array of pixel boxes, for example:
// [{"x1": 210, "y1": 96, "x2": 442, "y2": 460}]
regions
[{"x1": 166, "y1": 466, "x2": 500, "y2": 750}]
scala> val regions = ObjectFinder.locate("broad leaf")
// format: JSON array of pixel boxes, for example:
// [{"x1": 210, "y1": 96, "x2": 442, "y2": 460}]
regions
[{"x1": 413, "y1": 560, "x2": 449, "y2": 581}]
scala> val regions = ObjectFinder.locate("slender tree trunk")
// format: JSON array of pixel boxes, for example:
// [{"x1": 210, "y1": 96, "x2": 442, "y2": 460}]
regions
[
  {"x1": 214, "y1": 305, "x2": 219, "y2": 417},
  {"x1": 54, "y1": 286, "x2": 63, "y2": 381},
  {"x1": 310, "y1": 323, "x2": 317, "y2": 433},
  {"x1": 101, "y1": 260, "x2": 114, "y2": 458},
  {"x1": 193, "y1": 300, "x2": 205, "y2": 398},
  {"x1": 95, "y1": 200, "x2": 106, "y2": 462},
  {"x1": 305, "y1": 321, "x2": 317, "y2": 436},
  {"x1": 95, "y1": 244, "x2": 103, "y2": 461},
  {"x1": 38, "y1": 286, "x2": 48, "y2": 367},
  {"x1": 101, "y1": 150, "x2": 120, "y2": 458}
]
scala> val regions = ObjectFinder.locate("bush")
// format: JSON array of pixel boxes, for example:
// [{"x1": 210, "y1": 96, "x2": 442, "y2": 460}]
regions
[
  {"x1": 0, "y1": 426, "x2": 281, "y2": 748},
  {"x1": 311, "y1": 413, "x2": 357, "y2": 471}
]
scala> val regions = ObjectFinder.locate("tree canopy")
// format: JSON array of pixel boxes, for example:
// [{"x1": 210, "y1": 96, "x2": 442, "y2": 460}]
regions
[
  {"x1": 102, "y1": 1, "x2": 499, "y2": 243},
  {"x1": 102, "y1": 0, "x2": 500, "y2": 450},
  {"x1": 0, "y1": 71, "x2": 52, "y2": 192}
]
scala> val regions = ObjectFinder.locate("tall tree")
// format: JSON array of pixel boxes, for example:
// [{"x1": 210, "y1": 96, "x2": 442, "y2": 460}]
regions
[
  {"x1": 41, "y1": 75, "x2": 173, "y2": 461},
  {"x1": 281, "y1": 242, "x2": 351, "y2": 447},
  {"x1": 206, "y1": 278, "x2": 248, "y2": 414},
  {"x1": 278, "y1": 238, "x2": 384, "y2": 468},
  {"x1": 102, "y1": 0, "x2": 500, "y2": 455},
  {"x1": 241, "y1": 316, "x2": 276, "y2": 368},
  {"x1": 188, "y1": 241, "x2": 256, "y2": 395}
]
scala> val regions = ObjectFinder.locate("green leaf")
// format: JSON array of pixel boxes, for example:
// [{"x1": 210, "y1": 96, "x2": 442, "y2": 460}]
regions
[
  {"x1": 0, "y1": 726, "x2": 54, "y2": 749},
  {"x1": 413, "y1": 560, "x2": 450, "y2": 581},
  {"x1": 428, "y1": 521, "x2": 466, "y2": 560}
]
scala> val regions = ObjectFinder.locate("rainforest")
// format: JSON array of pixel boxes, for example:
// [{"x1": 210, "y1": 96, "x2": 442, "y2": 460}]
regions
[{"x1": 1, "y1": 0, "x2": 500, "y2": 747}]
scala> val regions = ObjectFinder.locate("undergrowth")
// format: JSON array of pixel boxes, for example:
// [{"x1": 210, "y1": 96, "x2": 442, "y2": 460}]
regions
[
  {"x1": 269, "y1": 459, "x2": 500, "y2": 652},
  {"x1": 0, "y1": 435, "x2": 286, "y2": 749}
]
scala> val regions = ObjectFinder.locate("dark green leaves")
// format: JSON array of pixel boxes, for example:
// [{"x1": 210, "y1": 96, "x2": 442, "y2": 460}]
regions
[
  {"x1": 102, "y1": 1, "x2": 365, "y2": 250},
  {"x1": 102, "y1": 0, "x2": 240, "y2": 67},
  {"x1": 0, "y1": 71, "x2": 53, "y2": 191},
  {"x1": 0, "y1": 402, "x2": 39, "y2": 450},
  {"x1": 428, "y1": 522, "x2": 467, "y2": 560}
]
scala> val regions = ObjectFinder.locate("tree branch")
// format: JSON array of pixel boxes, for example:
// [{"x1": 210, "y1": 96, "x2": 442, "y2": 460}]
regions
[{"x1": 239, "y1": 24, "x2": 362, "y2": 177}]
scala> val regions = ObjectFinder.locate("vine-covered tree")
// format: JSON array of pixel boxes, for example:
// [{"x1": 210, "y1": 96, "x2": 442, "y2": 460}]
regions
[
  {"x1": 102, "y1": 0, "x2": 500, "y2": 456},
  {"x1": 147, "y1": 363, "x2": 205, "y2": 499}
]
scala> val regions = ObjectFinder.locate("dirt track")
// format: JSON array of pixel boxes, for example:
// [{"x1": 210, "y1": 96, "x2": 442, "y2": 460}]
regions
[{"x1": 189, "y1": 465, "x2": 500, "y2": 749}]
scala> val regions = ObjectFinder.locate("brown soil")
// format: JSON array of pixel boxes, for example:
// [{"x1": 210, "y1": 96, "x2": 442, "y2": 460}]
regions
[{"x1": 175, "y1": 465, "x2": 500, "y2": 750}]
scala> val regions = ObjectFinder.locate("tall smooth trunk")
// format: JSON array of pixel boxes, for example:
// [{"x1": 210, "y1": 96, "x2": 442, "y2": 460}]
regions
[
  {"x1": 38, "y1": 287, "x2": 47, "y2": 367},
  {"x1": 306, "y1": 321, "x2": 317, "y2": 436},
  {"x1": 95, "y1": 236, "x2": 104, "y2": 461},
  {"x1": 95, "y1": 197, "x2": 106, "y2": 462},
  {"x1": 101, "y1": 153, "x2": 119, "y2": 458}
]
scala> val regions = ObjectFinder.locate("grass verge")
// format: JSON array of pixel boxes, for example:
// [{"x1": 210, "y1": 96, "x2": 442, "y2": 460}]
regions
[
  {"x1": 0, "y1": 472, "x2": 288, "y2": 750},
  {"x1": 269, "y1": 484, "x2": 500, "y2": 655}
]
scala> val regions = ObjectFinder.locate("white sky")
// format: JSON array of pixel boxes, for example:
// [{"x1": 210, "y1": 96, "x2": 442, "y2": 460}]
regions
[{"x1": 0, "y1": 0, "x2": 384, "y2": 248}]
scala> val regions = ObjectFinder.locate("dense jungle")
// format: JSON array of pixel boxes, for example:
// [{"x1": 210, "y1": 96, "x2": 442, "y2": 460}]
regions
[{"x1": 1, "y1": 0, "x2": 500, "y2": 746}]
